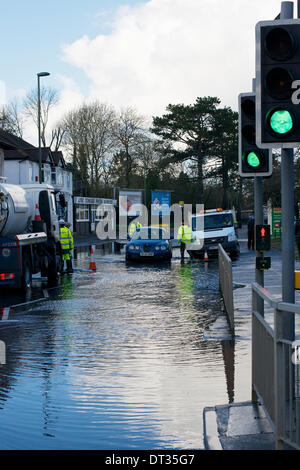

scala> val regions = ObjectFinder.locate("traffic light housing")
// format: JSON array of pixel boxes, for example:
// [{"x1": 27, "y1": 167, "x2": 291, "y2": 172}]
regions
[
  {"x1": 255, "y1": 256, "x2": 271, "y2": 271},
  {"x1": 255, "y1": 224, "x2": 271, "y2": 252},
  {"x1": 238, "y1": 93, "x2": 272, "y2": 177},
  {"x1": 256, "y1": 19, "x2": 300, "y2": 148}
]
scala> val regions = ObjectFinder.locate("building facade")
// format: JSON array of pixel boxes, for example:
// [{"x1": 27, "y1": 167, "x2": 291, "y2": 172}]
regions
[
  {"x1": 74, "y1": 196, "x2": 117, "y2": 235},
  {"x1": 0, "y1": 130, "x2": 73, "y2": 229}
]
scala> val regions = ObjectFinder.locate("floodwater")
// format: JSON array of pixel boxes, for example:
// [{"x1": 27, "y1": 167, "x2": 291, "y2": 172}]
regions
[{"x1": 0, "y1": 247, "x2": 251, "y2": 450}]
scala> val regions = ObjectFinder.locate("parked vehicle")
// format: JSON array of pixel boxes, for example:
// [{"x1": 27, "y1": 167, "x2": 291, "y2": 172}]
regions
[
  {"x1": 125, "y1": 227, "x2": 172, "y2": 262},
  {"x1": 188, "y1": 209, "x2": 240, "y2": 259},
  {"x1": 0, "y1": 183, "x2": 63, "y2": 289}
]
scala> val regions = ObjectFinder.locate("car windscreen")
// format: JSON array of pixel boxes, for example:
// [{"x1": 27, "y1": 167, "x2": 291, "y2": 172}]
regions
[
  {"x1": 132, "y1": 228, "x2": 167, "y2": 240},
  {"x1": 192, "y1": 213, "x2": 233, "y2": 231}
]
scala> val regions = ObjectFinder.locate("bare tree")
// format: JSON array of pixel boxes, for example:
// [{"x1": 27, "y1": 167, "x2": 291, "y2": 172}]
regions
[
  {"x1": 23, "y1": 86, "x2": 59, "y2": 146},
  {"x1": 0, "y1": 100, "x2": 24, "y2": 137},
  {"x1": 49, "y1": 125, "x2": 66, "y2": 152},
  {"x1": 60, "y1": 101, "x2": 116, "y2": 195},
  {"x1": 111, "y1": 107, "x2": 146, "y2": 187}
]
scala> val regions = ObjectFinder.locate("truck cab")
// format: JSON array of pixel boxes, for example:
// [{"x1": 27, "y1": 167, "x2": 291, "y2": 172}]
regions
[
  {"x1": 0, "y1": 183, "x2": 62, "y2": 289},
  {"x1": 188, "y1": 209, "x2": 240, "y2": 259}
]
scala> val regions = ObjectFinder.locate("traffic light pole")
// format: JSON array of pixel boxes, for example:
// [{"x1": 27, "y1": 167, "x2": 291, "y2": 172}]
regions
[
  {"x1": 253, "y1": 76, "x2": 264, "y2": 316},
  {"x1": 280, "y1": 1, "x2": 295, "y2": 341},
  {"x1": 254, "y1": 176, "x2": 264, "y2": 315}
]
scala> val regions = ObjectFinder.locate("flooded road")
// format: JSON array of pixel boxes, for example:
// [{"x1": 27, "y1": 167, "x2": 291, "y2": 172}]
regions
[{"x1": 0, "y1": 248, "x2": 250, "y2": 450}]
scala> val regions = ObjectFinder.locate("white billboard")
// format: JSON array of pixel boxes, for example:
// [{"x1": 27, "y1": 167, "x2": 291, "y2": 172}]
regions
[{"x1": 119, "y1": 190, "x2": 143, "y2": 216}]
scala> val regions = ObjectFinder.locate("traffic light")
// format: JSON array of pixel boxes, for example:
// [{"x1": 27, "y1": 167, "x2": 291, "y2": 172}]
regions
[
  {"x1": 255, "y1": 224, "x2": 271, "y2": 252},
  {"x1": 256, "y1": 19, "x2": 300, "y2": 148},
  {"x1": 238, "y1": 93, "x2": 272, "y2": 177}
]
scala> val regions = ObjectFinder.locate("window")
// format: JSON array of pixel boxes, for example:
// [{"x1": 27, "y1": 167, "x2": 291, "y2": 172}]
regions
[
  {"x1": 43, "y1": 165, "x2": 51, "y2": 184},
  {"x1": 57, "y1": 168, "x2": 63, "y2": 186},
  {"x1": 51, "y1": 167, "x2": 56, "y2": 185},
  {"x1": 50, "y1": 193, "x2": 57, "y2": 214},
  {"x1": 76, "y1": 204, "x2": 89, "y2": 222},
  {"x1": 28, "y1": 163, "x2": 34, "y2": 182},
  {"x1": 66, "y1": 172, "x2": 71, "y2": 188}
]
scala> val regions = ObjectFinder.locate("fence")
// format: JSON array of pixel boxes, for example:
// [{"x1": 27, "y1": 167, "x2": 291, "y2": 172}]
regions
[
  {"x1": 252, "y1": 282, "x2": 300, "y2": 450},
  {"x1": 218, "y1": 244, "x2": 234, "y2": 334}
]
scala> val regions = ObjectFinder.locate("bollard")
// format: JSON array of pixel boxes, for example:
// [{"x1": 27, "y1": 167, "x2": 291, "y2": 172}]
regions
[
  {"x1": 89, "y1": 245, "x2": 97, "y2": 271},
  {"x1": 204, "y1": 250, "x2": 208, "y2": 262}
]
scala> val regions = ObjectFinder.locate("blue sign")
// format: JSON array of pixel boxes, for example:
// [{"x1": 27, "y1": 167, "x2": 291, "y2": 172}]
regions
[{"x1": 151, "y1": 191, "x2": 171, "y2": 215}]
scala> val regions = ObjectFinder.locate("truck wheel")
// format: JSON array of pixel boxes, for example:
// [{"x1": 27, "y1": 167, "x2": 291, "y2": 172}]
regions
[{"x1": 22, "y1": 254, "x2": 32, "y2": 290}]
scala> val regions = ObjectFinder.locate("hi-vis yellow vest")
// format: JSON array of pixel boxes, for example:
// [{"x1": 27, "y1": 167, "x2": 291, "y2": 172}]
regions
[
  {"x1": 177, "y1": 225, "x2": 192, "y2": 243},
  {"x1": 60, "y1": 226, "x2": 74, "y2": 253},
  {"x1": 129, "y1": 222, "x2": 141, "y2": 237}
]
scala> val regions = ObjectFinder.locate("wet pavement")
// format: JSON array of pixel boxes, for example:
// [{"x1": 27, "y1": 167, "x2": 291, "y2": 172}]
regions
[{"x1": 0, "y1": 244, "x2": 251, "y2": 450}]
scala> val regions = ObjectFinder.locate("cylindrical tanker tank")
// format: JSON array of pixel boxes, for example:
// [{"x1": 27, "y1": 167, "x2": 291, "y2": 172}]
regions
[{"x1": 0, "y1": 183, "x2": 34, "y2": 236}]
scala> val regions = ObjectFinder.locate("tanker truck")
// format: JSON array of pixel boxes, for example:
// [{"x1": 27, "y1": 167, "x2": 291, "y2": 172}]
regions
[{"x1": 0, "y1": 183, "x2": 63, "y2": 289}]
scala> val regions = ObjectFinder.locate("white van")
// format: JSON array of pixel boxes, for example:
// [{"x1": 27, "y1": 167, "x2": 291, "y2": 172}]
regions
[{"x1": 188, "y1": 209, "x2": 240, "y2": 259}]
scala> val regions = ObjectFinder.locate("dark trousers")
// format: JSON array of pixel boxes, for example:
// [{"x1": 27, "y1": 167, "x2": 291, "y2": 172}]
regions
[
  {"x1": 248, "y1": 231, "x2": 254, "y2": 250},
  {"x1": 180, "y1": 242, "x2": 185, "y2": 259},
  {"x1": 66, "y1": 259, "x2": 73, "y2": 273}
]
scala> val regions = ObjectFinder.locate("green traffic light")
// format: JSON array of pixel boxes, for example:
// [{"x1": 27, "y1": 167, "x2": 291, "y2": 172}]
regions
[
  {"x1": 269, "y1": 109, "x2": 294, "y2": 134},
  {"x1": 247, "y1": 152, "x2": 260, "y2": 168}
]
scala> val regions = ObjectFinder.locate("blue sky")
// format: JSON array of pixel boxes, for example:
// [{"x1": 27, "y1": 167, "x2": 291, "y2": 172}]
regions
[
  {"x1": 1, "y1": 0, "x2": 143, "y2": 98},
  {"x1": 0, "y1": 0, "x2": 285, "y2": 144}
]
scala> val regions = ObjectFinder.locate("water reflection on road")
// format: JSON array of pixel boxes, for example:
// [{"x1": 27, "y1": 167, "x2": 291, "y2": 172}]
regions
[{"x1": 0, "y1": 248, "x2": 250, "y2": 450}]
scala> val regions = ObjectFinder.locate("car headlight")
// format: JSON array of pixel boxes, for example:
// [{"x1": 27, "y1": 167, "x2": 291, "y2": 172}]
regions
[
  {"x1": 228, "y1": 232, "x2": 236, "y2": 242},
  {"x1": 129, "y1": 245, "x2": 135, "y2": 250},
  {"x1": 155, "y1": 246, "x2": 160, "y2": 251},
  {"x1": 161, "y1": 245, "x2": 167, "y2": 251},
  {"x1": 135, "y1": 245, "x2": 140, "y2": 250}
]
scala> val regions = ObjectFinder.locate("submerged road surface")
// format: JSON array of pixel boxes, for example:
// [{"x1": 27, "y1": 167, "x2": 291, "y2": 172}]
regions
[{"x1": 0, "y1": 247, "x2": 250, "y2": 449}]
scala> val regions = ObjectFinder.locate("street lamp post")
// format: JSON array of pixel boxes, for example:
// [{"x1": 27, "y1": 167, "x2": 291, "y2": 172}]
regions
[{"x1": 37, "y1": 72, "x2": 50, "y2": 184}]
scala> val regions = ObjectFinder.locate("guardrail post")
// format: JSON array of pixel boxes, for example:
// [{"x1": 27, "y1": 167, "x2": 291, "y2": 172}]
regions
[{"x1": 274, "y1": 306, "x2": 286, "y2": 449}]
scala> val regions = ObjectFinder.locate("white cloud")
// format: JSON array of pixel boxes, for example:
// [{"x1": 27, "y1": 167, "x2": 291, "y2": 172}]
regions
[
  {"x1": 0, "y1": 81, "x2": 6, "y2": 105},
  {"x1": 62, "y1": 0, "x2": 284, "y2": 118}
]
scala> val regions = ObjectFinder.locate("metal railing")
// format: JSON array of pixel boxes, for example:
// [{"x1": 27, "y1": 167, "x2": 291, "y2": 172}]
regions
[
  {"x1": 218, "y1": 244, "x2": 234, "y2": 334},
  {"x1": 252, "y1": 282, "x2": 300, "y2": 450}
]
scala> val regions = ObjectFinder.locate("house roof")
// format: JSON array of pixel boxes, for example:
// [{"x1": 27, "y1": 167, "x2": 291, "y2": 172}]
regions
[
  {"x1": 51, "y1": 150, "x2": 66, "y2": 168},
  {"x1": 3, "y1": 147, "x2": 54, "y2": 164},
  {"x1": 0, "y1": 129, "x2": 35, "y2": 151}
]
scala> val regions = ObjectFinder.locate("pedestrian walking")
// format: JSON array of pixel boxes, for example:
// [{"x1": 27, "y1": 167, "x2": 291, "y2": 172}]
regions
[
  {"x1": 177, "y1": 222, "x2": 193, "y2": 259},
  {"x1": 59, "y1": 219, "x2": 74, "y2": 273},
  {"x1": 247, "y1": 215, "x2": 255, "y2": 250}
]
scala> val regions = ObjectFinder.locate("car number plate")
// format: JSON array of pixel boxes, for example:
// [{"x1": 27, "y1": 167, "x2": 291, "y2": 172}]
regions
[
  {"x1": 208, "y1": 245, "x2": 218, "y2": 250},
  {"x1": 140, "y1": 252, "x2": 154, "y2": 256}
]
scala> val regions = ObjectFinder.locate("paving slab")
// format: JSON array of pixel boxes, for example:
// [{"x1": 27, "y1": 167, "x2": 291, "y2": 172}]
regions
[{"x1": 203, "y1": 402, "x2": 275, "y2": 450}]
